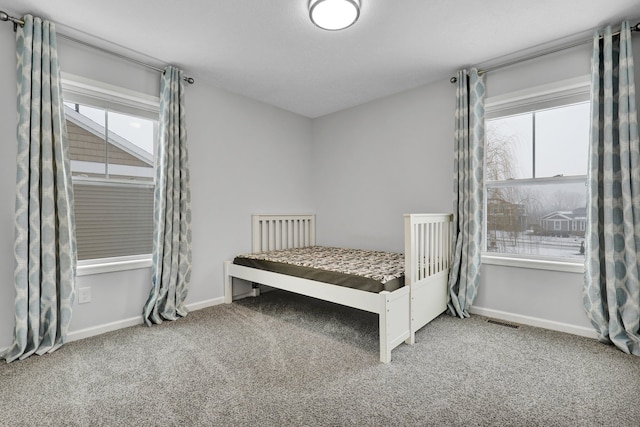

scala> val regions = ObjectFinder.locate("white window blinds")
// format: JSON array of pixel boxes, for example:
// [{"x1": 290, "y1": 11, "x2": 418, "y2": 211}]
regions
[{"x1": 74, "y1": 182, "x2": 154, "y2": 260}]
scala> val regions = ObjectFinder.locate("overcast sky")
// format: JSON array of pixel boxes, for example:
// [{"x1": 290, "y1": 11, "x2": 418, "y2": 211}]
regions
[{"x1": 486, "y1": 101, "x2": 590, "y2": 179}]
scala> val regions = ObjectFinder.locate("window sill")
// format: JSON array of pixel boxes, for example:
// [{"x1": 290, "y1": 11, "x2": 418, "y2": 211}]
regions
[
  {"x1": 77, "y1": 255, "x2": 152, "y2": 276},
  {"x1": 481, "y1": 253, "x2": 584, "y2": 273}
]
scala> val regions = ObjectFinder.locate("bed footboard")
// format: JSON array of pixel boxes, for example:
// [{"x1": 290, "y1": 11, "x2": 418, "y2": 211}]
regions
[{"x1": 404, "y1": 213, "x2": 453, "y2": 344}]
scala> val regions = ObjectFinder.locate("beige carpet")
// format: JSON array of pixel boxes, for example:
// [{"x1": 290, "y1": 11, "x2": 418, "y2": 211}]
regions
[{"x1": 1, "y1": 290, "x2": 639, "y2": 426}]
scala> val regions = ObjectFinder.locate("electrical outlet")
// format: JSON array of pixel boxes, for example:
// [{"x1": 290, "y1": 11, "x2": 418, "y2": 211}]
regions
[{"x1": 78, "y1": 287, "x2": 91, "y2": 304}]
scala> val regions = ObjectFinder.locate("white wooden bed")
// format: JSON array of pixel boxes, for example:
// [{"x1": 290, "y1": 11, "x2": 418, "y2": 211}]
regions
[{"x1": 223, "y1": 213, "x2": 452, "y2": 363}]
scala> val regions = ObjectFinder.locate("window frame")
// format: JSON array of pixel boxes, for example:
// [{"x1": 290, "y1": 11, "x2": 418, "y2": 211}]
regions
[
  {"x1": 62, "y1": 73, "x2": 160, "y2": 274},
  {"x1": 482, "y1": 76, "x2": 590, "y2": 273}
]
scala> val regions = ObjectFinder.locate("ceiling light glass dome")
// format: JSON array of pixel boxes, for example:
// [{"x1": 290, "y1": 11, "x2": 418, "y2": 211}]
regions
[{"x1": 309, "y1": 0, "x2": 361, "y2": 31}]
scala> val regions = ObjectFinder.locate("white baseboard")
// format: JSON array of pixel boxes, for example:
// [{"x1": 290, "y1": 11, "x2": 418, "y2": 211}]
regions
[
  {"x1": 67, "y1": 297, "x2": 225, "y2": 344},
  {"x1": 469, "y1": 306, "x2": 598, "y2": 339},
  {"x1": 186, "y1": 297, "x2": 225, "y2": 311},
  {"x1": 67, "y1": 316, "x2": 144, "y2": 343}
]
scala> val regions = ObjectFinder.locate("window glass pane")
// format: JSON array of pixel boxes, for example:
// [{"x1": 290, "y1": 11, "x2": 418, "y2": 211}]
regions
[
  {"x1": 64, "y1": 102, "x2": 106, "y2": 127},
  {"x1": 535, "y1": 102, "x2": 589, "y2": 177},
  {"x1": 65, "y1": 103, "x2": 107, "y2": 178},
  {"x1": 65, "y1": 103, "x2": 156, "y2": 182},
  {"x1": 107, "y1": 111, "x2": 154, "y2": 182},
  {"x1": 63, "y1": 100, "x2": 157, "y2": 261},
  {"x1": 486, "y1": 182, "x2": 587, "y2": 260},
  {"x1": 486, "y1": 113, "x2": 533, "y2": 180}
]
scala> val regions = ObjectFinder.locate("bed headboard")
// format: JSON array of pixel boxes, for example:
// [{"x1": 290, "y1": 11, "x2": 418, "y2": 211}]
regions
[{"x1": 251, "y1": 214, "x2": 316, "y2": 253}]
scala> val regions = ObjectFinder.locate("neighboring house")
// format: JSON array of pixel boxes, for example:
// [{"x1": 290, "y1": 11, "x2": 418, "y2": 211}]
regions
[
  {"x1": 540, "y1": 207, "x2": 586, "y2": 237},
  {"x1": 64, "y1": 105, "x2": 153, "y2": 180}
]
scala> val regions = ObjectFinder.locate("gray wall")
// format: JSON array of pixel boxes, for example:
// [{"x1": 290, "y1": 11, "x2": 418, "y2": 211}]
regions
[
  {"x1": 0, "y1": 30, "x2": 313, "y2": 348},
  {"x1": 311, "y1": 80, "x2": 455, "y2": 253}
]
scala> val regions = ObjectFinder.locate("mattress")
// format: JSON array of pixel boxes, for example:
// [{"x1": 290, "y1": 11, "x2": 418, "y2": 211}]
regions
[{"x1": 233, "y1": 246, "x2": 405, "y2": 293}]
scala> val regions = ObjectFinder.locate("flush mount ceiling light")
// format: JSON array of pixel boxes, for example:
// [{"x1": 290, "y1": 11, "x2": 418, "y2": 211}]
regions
[{"x1": 309, "y1": 0, "x2": 360, "y2": 31}]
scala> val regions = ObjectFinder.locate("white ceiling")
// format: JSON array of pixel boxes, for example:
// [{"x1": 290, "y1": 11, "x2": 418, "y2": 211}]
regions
[{"x1": 4, "y1": 0, "x2": 640, "y2": 118}]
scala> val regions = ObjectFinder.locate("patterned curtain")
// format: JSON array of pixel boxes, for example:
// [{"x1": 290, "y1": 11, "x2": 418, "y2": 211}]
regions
[
  {"x1": 448, "y1": 68, "x2": 485, "y2": 318},
  {"x1": 584, "y1": 22, "x2": 640, "y2": 356},
  {"x1": 143, "y1": 66, "x2": 192, "y2": 326},
  {"x1": 1, "y1": 15, "x2": 77, "y2": 362}
]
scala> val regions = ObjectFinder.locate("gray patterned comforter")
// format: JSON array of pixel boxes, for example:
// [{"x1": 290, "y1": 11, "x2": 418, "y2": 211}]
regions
[{"x1": 237, "y1": 246, "x2": 404, "y2": 284}]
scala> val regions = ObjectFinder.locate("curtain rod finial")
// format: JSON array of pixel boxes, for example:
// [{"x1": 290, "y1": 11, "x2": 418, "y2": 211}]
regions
[
  {"x1": 1, "y1": 10, "x2": 25, "y2": 31},
  {"x1": 450, "y1": 76, "x2": 457, "y2": 84}
]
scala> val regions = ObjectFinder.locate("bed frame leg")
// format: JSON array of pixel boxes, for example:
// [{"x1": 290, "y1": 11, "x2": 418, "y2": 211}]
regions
[
  {"x1": 405, "y1": 295, "x2": 415, "y2": 345},
  {"x1": 224, "y1": 261, "x2": 233, "y2": 304},
  {"x1": 379, "y1": 327, "x2": 391, "y2": 363},
  {"x1": 379, "y1": 300, "x2": 391, "y2": 363},
  {"x1": 380, "y1": 348, "x2": 391, "y2": 363},
  {"x1": 405, "y1": 332, "x2": 415, "y2": 345}
]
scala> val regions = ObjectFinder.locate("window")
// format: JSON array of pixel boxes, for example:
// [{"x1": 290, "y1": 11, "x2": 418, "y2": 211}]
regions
[
  {"x1": 484, "y1": 77, "x2": 590, "y2": 264},
  {"x1": 62, "y1": 74, "x2": 160, "y2": 265}
]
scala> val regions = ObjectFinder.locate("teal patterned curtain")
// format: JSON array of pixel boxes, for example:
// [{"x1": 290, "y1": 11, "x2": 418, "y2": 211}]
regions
[
  {"x1": 584, "y1": 22, "x2": 640, "y2": 356},
  {"x1": 1, "y1": 15, "x2": 76, "y2": 362},
  {"x1": 143, "y1": 66, "x2": 192, "y2": 326},
  {"x1": 448, "y1": 69, "x2": 485, "y2": 318}
]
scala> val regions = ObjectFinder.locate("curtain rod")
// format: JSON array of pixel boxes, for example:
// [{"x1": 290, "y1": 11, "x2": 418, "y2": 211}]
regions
[
  {"x1": 450, "y1": 21, "x2": 640, "y2": 83},
  {"x1": 0, "y1": 10, "x2": 195, "y2": 84}
]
